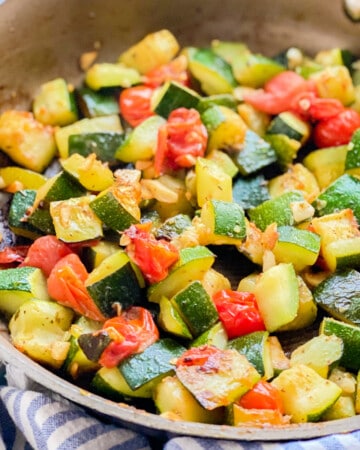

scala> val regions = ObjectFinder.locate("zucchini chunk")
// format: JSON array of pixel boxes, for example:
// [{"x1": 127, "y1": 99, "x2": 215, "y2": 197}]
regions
[
  {"x1": 85, "y1": 63, "x2": 141, "y2": 90},
  {"x1": 8, "y1": 189, "x2": 42, "y2": 239},
  {"x1": 68, "y1": 132, "x2": 124, "y2": 165},
  {"x1": 9, "y1": 299, "x2": 74, "y2": 369},
  {"x1": 76, "y1": 87, "x2": 119, "y2": 118},
  {"x1": 152, "y1": 81, "x2": 201, "y2": 118}
]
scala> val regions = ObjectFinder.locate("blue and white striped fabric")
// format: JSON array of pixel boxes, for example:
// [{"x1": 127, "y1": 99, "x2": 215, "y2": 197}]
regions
[{"x1": 1, "y1": 364, "x2": 360, "y2": 450}]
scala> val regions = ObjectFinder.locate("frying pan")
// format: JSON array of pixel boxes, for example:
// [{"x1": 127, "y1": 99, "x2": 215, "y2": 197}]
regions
[{"x1": 0, "y1": 0, "x2": 360, "y2": 441}]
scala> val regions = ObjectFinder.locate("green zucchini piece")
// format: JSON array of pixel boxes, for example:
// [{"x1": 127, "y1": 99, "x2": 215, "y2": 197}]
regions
[
  {"x1": 175, "y1": 347, "x2": 260, "y2": 410},
  {"x1": 321, "y1": 317, "x2": 360, "y2": 371},
  {"x1": 68, "y1": 132, "x2": 124, "y2": 164},
  {"x1": 232, "y1": 174, "x2": 270, "y2": 210},
  {"x1": 271, "y1": 364, "x2": 342, "y2": 423},
  {"x1": 186, "y1": 47, "x2": 237, "y2": 95},
  {"x1": 33, "y1": 78, "x2": 78, "y2": 126},
  {"x1": 0, "y1": 266, "x2": 50, "y2": 316},
  {"x1": 154, "y1": 213, "x2": 192, "y2": 240},
  {"x1": 290, "y1": 334, "x2": 343, "y2": 378},
  {"x1": 232, "y1": 130, "x2": 277, "y2": 176},
  {"x1": 8, "y1": 189, "x2": 41, "y2": 239},
  {"x1": 200, "y1": 199, "x2": 246, "y2": 245},
  {"x1": 63, "y1": 316, "x2": 102, "y2": 379},
  {"x1": 268, "y1": 336, "x2": 290, "y2": 375},
  {"x1": 119, "y1": 338, "x2": 186, "y2": 390},
  {"x1": 206, "y1": 150, "x2": 239, "y2": 178},
  {"x1": 76, "y1": 87, "x2": 119, "y2": 118},
  {"x1": 264, "y1": 133, "x2": 301, "y2": 168},
  {"x1": 273, "y1": 225, "x2": 321, "y2": 271},
  {"x1": 9, "y1": 299, "x2": 74, "y2": 369},
  {"x1": 321, "y1": 395, "x2": 356, "y2": 420},
  {"x1": 345, "y1": 128, "x2": 360, "y2": 175},
  {"x1": 211, "y1": 40, "x2": 250, "y2": 66},
  {"x1": 85, "y1": 63, "x2": 141, "y2": 90},
  {"x1": 248, "y1": 190, "x2": 305, "y2": 232},
  {"x1": 313, "y1": 174, "x2": 360, "y2": 223},
  {"x1": 82, "y1": 240, "x2": 120, "y2": 271},
  {"x1": 115, "y1": 115, "x2": 166, "y2": 162},
  {"x1": 170, "y1": 280, "x2": 219, "y2": 337},
  {"x1": 191, "y1": 322, "x2": 228, "y2": 349},
  {"x1": 153, "y1": 375, "x2": 224, "y2": 423},
  {"x1": 78, "y1": 331, "x2": 112, "y2": 363},
  {"x1": 152, "y1": 81, "x2": 201, "y2": 118},
  {"x1": 196, "y1": 94, "x2": 238, "y2": 114},
  {"x1": 313, "y1": 268, "x2": 360, "y2": 326},
  {"x1": 55, "y1": 114, "x2": 123, "y2": 159},
  {"x1": 85, "y1": 250, "x2": 144, "y2": 317},
  {"x1": 267, "y1": 112, "x2": 310, "y2": 144},
  {"x1": 147, "y1": 245, "x2": 215, "y2": 303},
  {"x1": 253, "y1": 263, "x2": 299, "y2": 332},
  {"x1": 157, "y1": 296, "x2": 192, "y2": 339},
  {"x1": 92, "y1": 366, "x2": 154, "y2": 400},
  {"x1": 231, "y1": 53, "x2": 284, "y2": 88},
  {"x1": 50, "y1": 195, "x2": 103, "y2": 243},
  {"x1": 228, "y1": 331, "x2": 273, "y2": 379}
]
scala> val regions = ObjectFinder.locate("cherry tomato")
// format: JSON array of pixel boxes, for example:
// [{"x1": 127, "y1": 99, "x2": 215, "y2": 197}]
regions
[
  {"x1": 154, "y1": 107, "x2": 208, "y2": 174},
  {"x1": 0, "y1": 245, "x2": 29, "y2": 266},
  {"x1": 47, "y1": 253, "x2": 106, "y2": 321},
  {"x1": 212, "y1": 289, "x2": 266, "y2": 339},
  {"x1": 99, "y1": 306, "x2": 159, "y2": 368},
  {"x1": 313, "y1": 108, "x2": 360, "y2": 148},
  {"x1": 20, "y1": 235, "x2": 72, "y2": 277},
  {"x1": 292, "y1": 92, "x2": 345, "y2": 121},
  {"x1": 124, "y1": 222, "x2": 179, "y2": 283},
  {"x1": 119, "y1": 85, "x2": 155, "y2": 127},
  {"x1": 243, "y1": 71, "x2": 316, "y2": 115},
  {"x1": 175, "y1": 345, "x2": 222, "y2": 367},
  {"x1": 143, "y1": 55, "x2": 189, "y2": 88},
  {"x1": 238, "y1": 380, "x2": 284, "y2": 413}
]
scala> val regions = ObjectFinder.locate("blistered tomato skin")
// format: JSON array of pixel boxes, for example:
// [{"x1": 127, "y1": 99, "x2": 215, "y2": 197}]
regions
[{"x1": 313, "y1": 109, "x2": 360, "y2": 148}]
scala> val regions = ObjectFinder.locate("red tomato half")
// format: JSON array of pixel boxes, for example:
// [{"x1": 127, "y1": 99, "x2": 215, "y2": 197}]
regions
[
  {"x1": 119, "y1": 85, "x2": 155, "y2": 127},
  {"x1": 20, "y1": 235, "x2": 72, "y2": 277},
  {"x1": 212, "y1": 289, "x2": 266, "y2": 339},
  {"x1": 144, "y1": 55, "x2": 189, "y2": 88},
  {"x1": 313, "y1": 108, "x2": 360, "y2": 148},
  {"x1": 243, "y1": 71, "x2": 316, "y2": 115},
  {"x1": 154, "y1": 107, "x2": 208, "y2": 174},
  {"x1": 99, "y1": 306, "x2": 159, "y2": 368},
  {"x1": 124, "y1": 222, "x2": 179, "y2": 283},
  {"x1": 292, "y1": 92, "x2": 345, "y2": 121},
  {"x1": 0, "y1": 245, "x2": 29, "y2": 265},
  {"x1": 238, "y1": 380, "x2": 284, "y2": 413},
  {"x1": 47, "y1": 253, "x2": 106, "y2": 321}
]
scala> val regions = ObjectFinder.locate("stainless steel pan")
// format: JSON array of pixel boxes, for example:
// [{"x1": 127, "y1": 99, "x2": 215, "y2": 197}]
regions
[{"x1": 0, "y1": 0, "x2": 359, "y2": 441}]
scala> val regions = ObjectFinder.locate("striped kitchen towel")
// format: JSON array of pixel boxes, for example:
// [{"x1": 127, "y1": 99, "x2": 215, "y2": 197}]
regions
[{"x1": 1, "y1": 364, "x2": 360, "y2": 450}]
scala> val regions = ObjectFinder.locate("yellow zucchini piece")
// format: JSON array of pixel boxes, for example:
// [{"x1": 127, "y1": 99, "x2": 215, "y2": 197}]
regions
[
  {"x1": 0, "y1": 166, "x2": 47, "y2": 190},
  {"x1": 310, "y1": 65, "x2": 355, "y2": 105},
  {"x1": 0, "y1": 111, "x2": 56, "y2": 173},
  {"x1": 85, "y1": 63, "x2": 141, "y2": 90},
  {"x1": 195, "y1": 157, "x2": 232, "y2": 207},
  {"x1": 118, "y1": 29, "x2": 179, "y2": 74}
]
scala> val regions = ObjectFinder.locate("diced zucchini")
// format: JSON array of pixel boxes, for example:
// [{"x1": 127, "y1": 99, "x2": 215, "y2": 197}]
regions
[
  {"x1": 321, "y1": 395, "x2": 356, "y2": 420},
  {"x1": 264, "y1": 133, "x2": 301, "y2": 168},
  {"x1": 50, "y1": 195, "x2": 103, "y2": 243},
  {"x1": 232, "y1": 174, "x2": 270, "y2": 210},
  {"x1": 148, "y1": 246, "x2": 215, "y2": 303},
  {"x1": 228, "y1": 331, "x2": 273, "y2": 379},
  {"x1": 201, "y1": 105, "x2": 247, "y2": 152},
  {"x1": 346, "y1": 128, "x2": 360, "y2": 175},
  {"x1": 237, "y1": 103, "x2": 270, "y2": 137},
  {"x1": 76, "y1": 87, "x2": 119, "y2": 118},
  {"x1": 267, "y1": 112, "x2": 310, "y2": 144},
  {"x1": 268, "y1": 336, "x2": 290, "y2": 375},
  {"x1": 197, "y1": 94, "x2": 238, "y2": 114},
  {"x1": 186, "y1": 47, "x2": 237, "y2": 95},
  {"x1": 175, "y1": 347, "x2": 260, "y2": 410},
  {"x1": 329, "y1": 367, "x2": 357, "y2": 397},
  {"x1": 85, "y1": 63, "x2": 141, "y2": 90},
  {"x1": 118, "y1": 29, "x2": 180, "y2": 74},
  {"x1": 55, "y1": 114, "x2": 123, "y2": 159},
  {"x1": 0, "y1": 110, "x2": 56, "y2": 173},
  {"x1": 8, "y1": 190, "x2": 41, "y2": 239},
  {"x1": 248, "y1": 190, "x2": 305, "y2": 232},
  {"x1": 273, "y1": 225, "x2": 321, "y2": 271},
  {"x1": 313, "y1": 174, "x2": 360, "y2": 224},
  {"x1": 195, "y1": 157, "x2": 232, "y2": 207},
  {"x1": 154, "y1": 213, "x2": 192, "y2": 241},
  {"x1": 92, "y1": 366, "x2": 155, "y2": 400},
  {"x1": 170, "y1": 280, "x2": 219, "y2": 337},
  {"x1": 231, "y1": 53, "x2": 284, "y2": 88},
  {"x1": 271, "y1": 364, "x2": 342, "y2": 423},
  {"x1": 82, "y1": 240, "x2": 120, "y2": 271},
  {"x1": 253, "y1": 263, "x2": 299, "y2": 332},
  {"x1": 152, "y1": 81, "x2": 201, "y2": 118},
  {"x1": 310, "y1": 65, "x2": 355, "y2": 105},
  {"x1": 201, "y1": 268, "x2": 231, "y2": 297},
  {"x1": 0, "y1": 166, "x2": 47, "y2": 191},
  {"x1": 314, "y1": 269, "x2": 360, "y2": 326},
  {"x1": 191, "y1": 322, "x2": 228, "y2": 349},
  {"x1": 157, "y1": 296, "x2": 192, "y2": 339},
  {"x1": 9, "y1": 299, "x2": 74, "y2": 369},
  {"x1": 290, "y1": 334, "x2": 343, "y2": 378},
  {"x1": 115, "y1": 115, "x2": 166, "y2": 162},
  {"x1": 153, "y1": 375, "x2": 224, "y2": 423},
  {"x1": 320, "y1": 317, "x2": 360, "y2": 371},
  {"x1": 303, "y1": 145, "x2": 347, "y2": 190},
  {"x1": 33, "y1": 78, "x2": 78, "y2": 126},
  {"x1": 119, "y1": 338, "x2": 186, "y2": 390},
  {"x1": 205, "y1": 150, "x2": 239, "y2": 178},
  {"x1": 232, "y1": 130, "x2": 277, "y2": 176},
  {"x1": 0, "y1": 266, "x2": 49, "y2": 316},
  {"x1": 211, "y1": 40, "x2": 250, "y2": 66},
  {"x1": 85, "y1": 250, "x2": 144, "y2": 317},
  {"x1": 68, "y1": 132, "x2": 124, "y2": 164}
]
